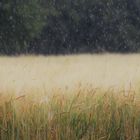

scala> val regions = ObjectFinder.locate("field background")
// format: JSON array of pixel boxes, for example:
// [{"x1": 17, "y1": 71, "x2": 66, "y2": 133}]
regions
[
  {"x1": 0, "y1": 54, "x2": 140, "y2": 94},
  {"x1": 1, "y1": 54, "x2": 140, "y2": 140},
  {"x1": 2, "y1": 1, "x2": 140, "y2": 139}
]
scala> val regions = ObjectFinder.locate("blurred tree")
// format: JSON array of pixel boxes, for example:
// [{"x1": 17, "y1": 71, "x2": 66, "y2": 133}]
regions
[
  {"x1": 30, "y1": 0, "x2": 140, "y2": 54},
  {"x1": 0, "y1": 0, "x2": 45, "y2": 54},
  {"x1": 1, "y1": 0, "x2": 140, "y2": 54}
]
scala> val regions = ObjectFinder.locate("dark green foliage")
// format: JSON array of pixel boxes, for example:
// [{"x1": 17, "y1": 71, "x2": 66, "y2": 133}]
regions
[
  {"x1": 0, "y1": 0, "x2": 45, "y2": 54},
  {"x1": 1, "y1": 0, "x2": 140, "y2": 54}
]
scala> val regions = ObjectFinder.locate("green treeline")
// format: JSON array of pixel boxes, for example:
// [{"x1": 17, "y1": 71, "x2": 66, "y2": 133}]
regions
[{"x1": 0, "y1": 0, "x2": 140, "y2": 55}]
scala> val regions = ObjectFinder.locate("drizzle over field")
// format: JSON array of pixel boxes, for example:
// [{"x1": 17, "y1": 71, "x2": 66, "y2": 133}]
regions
[{"x1": 0, "y1": 54, "x2": 140, "y2": 140}]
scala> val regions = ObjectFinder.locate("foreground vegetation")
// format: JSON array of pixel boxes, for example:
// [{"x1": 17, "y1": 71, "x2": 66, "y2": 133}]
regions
[
  {"x1": 0, "y1": 86, "x2": 140, "y2": 140},
  {"x1": 0, "y1": 54, "x2": 140, "y2": 140}
]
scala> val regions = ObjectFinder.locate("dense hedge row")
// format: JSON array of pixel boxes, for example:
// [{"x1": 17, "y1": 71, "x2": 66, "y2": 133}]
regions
[{"x1": 1, "y1": 0, "x2": 140, "y2": 54}]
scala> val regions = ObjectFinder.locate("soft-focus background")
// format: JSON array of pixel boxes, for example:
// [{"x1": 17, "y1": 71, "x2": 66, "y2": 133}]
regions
[{"x1": 1, "y1": 0, "x2": 140, "y2": 55}]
